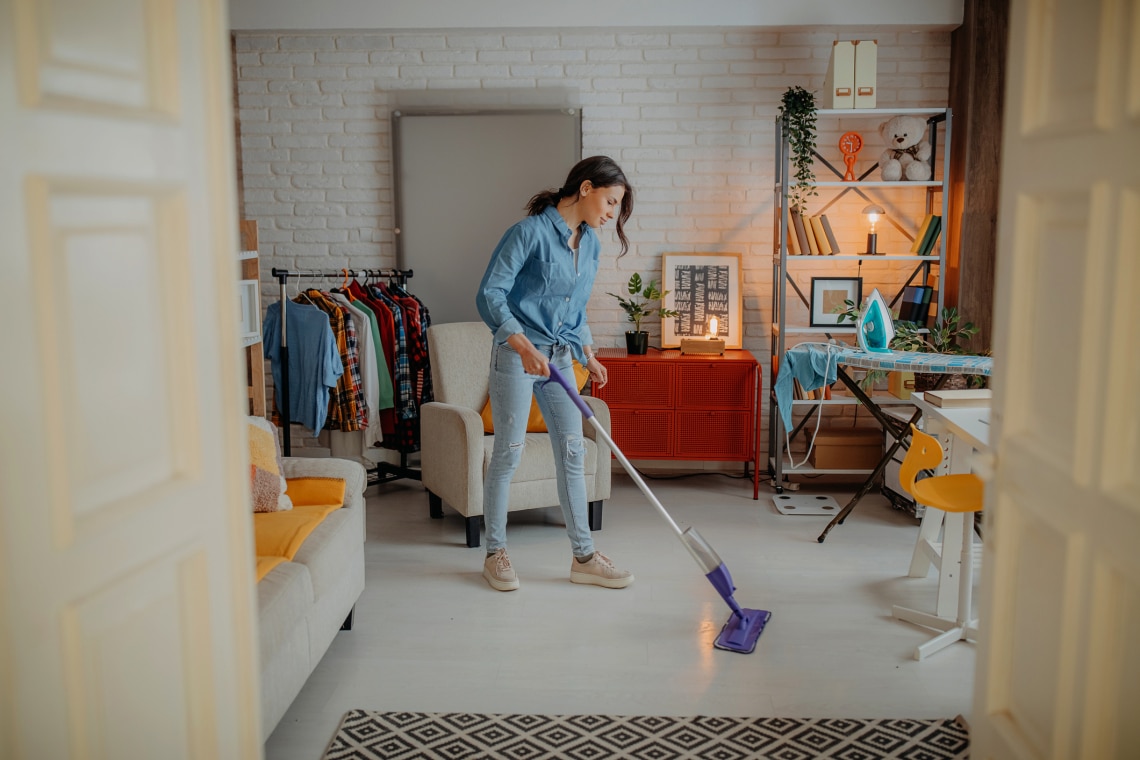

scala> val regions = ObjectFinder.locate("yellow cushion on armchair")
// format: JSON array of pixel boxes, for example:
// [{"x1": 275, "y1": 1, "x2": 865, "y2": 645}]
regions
[{"x1": 480, "y1": 360, "x2": 591, "y2": 433}]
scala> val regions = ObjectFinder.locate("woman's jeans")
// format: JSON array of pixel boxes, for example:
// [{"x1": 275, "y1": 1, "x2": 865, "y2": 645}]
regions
[{"x1": 483, "y1": 342, "x2": 594, "y2": 557}]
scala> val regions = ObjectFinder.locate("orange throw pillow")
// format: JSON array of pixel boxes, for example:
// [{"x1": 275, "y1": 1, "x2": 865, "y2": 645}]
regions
[{"x1": 481, "y1": 360, "x2": 591, "y2": 434}]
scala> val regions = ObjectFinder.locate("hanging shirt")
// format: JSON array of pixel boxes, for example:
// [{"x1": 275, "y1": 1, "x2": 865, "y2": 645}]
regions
[
  {"x1": 773, "y1": 343, "x2": 840, "y2": 431},
  {"x1": 327, "y1": 292, "x2": 384, "y2": 447},
  {"x1": 301, "y1": 289, "x2": 364, "y2": 431},
  {"x1": 341, "y1": 293, "x2": 395, "y2": 413},
  {"x1": 262, "y1": 301, "x2": 343, "y2": 436},
  {"x1": 476, "y1": 205, "x2": 598, "y2": 365}
]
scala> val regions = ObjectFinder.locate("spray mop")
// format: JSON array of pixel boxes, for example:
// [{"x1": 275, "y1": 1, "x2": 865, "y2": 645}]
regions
[{"x1": 546, "y1": 364, "x2": 770, "y2": 654}]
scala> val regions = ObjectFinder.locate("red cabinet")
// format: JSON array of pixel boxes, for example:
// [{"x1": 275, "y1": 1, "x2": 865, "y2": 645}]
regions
[{"x1": 593, "y1": 348, "x2": 761, "y2": 498}]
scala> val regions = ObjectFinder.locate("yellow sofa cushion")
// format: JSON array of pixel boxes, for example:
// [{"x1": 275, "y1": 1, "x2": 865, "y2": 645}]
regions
[
  {"x1": 253, "y1": 477, "x2": 347, "y2": 581},
  {"x1": 480, "y1": 360, "x2": 590, "y2": 434},
  {"x1": 284, "y1": 476, "x2": 347, "y2": 508}
]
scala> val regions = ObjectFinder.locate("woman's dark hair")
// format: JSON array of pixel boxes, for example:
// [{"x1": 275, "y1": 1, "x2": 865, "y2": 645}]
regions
[{"x1": 526, "y1": 155, "x2": 634, "y2": 256}]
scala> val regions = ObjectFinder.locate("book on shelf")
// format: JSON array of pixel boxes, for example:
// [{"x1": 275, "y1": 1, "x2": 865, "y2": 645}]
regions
[
  {"x1": 910, "y1": 214, "x2": 935, "y2": 254},
  {"x1": 916, "y1": 215, "x2": 942, "y2": 257},
  {"x1": 924, "y1": 389, "x2": 992, "y2": 408},
  {"x1": 803, "y1": 212, "x2": 820, "y2": 255},
  {"x1": 899, "y1": 285, "x2": 933, "y2": 325},
  {"x1": 790, "y1": 209, "x2": 812, "y2": 257},
  {"x1": 786, "y1": 208, "x2": 801, "y2": 254},
  {"x1": 820, "y1": 215, "x2": 841, "y2": 254},
  {"x1": 809, "y1": 215, "x2": 832, "y2": 254}
]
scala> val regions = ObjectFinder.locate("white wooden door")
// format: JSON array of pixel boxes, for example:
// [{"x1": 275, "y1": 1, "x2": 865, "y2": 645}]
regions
[
  {"x1": 0, "y1": 0, "x2": 262, "y2": 757},
  {"x1": 972, "y1": 0, "x2": 1140, "y2": 757}
]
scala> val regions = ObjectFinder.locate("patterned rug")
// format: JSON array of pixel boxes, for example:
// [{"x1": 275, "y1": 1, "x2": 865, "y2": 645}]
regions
[{"x1": 322, "y1": 710, "x2": 970, "y2": 759}]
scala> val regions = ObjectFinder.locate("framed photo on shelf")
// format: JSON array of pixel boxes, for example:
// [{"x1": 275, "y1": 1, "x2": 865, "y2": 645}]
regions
[
  {"x1": 809, "y1": 277, "x2": 862, "y2": 327},
  {"x1": 661, "y1": 252, "x2": 743, "y2": 349}
]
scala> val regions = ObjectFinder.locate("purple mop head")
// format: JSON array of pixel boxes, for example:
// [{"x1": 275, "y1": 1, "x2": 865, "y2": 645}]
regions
[
  {"x1": 706, "y1": 563, "x2": 771, "y2": 654},
  {"x1": 714, "y1": 608, "x2": 771, "y2": 654}
]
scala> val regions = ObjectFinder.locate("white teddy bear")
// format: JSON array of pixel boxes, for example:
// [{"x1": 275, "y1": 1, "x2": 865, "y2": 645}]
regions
[{"x1": 878, "y1": 115, "x2": 932, "y2": 181}]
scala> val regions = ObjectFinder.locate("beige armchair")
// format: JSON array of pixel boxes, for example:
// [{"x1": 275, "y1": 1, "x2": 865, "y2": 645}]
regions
[{"x1": 421, "y1": 322, "x2": 612, "y2": 547}]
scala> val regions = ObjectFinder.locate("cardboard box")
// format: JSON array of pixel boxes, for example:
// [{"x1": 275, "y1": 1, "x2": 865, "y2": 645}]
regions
[
  {"x1": 809, "y1": 428, "x2": 883, "y2": 469},
  {"x1": 888, "y1": 371, "x2": 915, "y2": 400}
]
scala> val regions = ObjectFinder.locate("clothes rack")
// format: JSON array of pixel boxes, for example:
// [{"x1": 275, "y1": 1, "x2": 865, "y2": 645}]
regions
[{"x1": 269, "y1": 267, "x2": 421, "y2": 486}]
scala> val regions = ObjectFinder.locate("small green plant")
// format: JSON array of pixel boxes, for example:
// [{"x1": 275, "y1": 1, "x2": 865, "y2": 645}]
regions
[
  {"x1": 779, "y1": 86, "x2": 819, "y2": 213},
  {"x1": 608, "y1": 273, "x2": 679, "y2": 333}
]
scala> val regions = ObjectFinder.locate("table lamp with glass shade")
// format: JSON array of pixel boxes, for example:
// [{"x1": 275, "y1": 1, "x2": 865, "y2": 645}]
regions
[{"x1": 863, "y1": 204, "x2": 885, "y2": 255}]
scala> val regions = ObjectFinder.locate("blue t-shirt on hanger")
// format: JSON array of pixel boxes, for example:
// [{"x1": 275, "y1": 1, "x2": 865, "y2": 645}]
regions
[{"x1": 263, "y1": 300, "x2": 343, "y2": 435}]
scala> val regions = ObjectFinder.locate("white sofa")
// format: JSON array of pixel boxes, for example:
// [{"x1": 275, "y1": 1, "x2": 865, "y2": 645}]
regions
[
  {"x1": 421, "y1": 322, "x2": 612, "y2": 547},
  {"x1": 256, "y1": 456, "x2": 366, "y2": 740}
]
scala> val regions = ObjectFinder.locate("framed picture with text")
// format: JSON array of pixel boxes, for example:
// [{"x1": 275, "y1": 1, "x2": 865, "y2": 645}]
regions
[
  {"x1": 809, "y1": 277, "x2": 863, "y2": 327},
  {"x1": 661, "y1": 252, "x2": 743, "y2": 349}
]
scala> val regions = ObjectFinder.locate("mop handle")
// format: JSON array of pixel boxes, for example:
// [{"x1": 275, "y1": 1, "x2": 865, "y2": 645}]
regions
[
  {"x1": 547, "y1": 364, "x2": 686, "y2": 541},
  {"x1": 546, "y1": 363, "x2": 595, "y2": 419}
]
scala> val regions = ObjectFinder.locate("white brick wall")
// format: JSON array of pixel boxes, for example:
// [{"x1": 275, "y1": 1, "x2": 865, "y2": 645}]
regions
[{"x1": 235, "y1": 27, "x2": 951, "y2": 449}]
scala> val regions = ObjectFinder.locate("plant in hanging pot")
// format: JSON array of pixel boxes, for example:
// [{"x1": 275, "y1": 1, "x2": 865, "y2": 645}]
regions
[
  {"x1": 779, "y1": 85, "x2": 819, "y2": 213},
  {"x1": 608, "y1": 272, "x2": 678, "y2": 355}
]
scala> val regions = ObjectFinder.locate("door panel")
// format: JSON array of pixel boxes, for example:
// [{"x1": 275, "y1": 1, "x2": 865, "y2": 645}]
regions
[
  {"x1": 973, "y1": 0, "x2": 1140, "y2": 758},
  {"x1": 0, "y1": 0, "x2": 261, "y2": 757}
]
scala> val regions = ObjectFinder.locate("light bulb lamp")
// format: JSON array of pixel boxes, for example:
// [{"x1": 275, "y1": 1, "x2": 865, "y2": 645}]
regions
[
  {"x1": 863, "y1": 204, "x2": 885, "y2": 255},
  {"x1": 679, "y1": 315, "x2": 725, "y2": 355}
]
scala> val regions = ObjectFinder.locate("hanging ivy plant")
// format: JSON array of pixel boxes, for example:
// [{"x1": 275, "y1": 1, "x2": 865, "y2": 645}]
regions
[{"x1": 778, "y1": 86, "x2": 819, "y2": 213}]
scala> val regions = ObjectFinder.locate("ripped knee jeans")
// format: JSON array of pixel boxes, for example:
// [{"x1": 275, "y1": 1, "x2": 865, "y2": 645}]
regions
[{"x1": 482, "y1": 341, "x2": 593, "y2": 556}]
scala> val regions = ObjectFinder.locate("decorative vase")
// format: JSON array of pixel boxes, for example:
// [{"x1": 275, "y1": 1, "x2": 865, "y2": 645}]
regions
[{"x1": 625, "y1": 331, "x2": 649, "y2": 355}]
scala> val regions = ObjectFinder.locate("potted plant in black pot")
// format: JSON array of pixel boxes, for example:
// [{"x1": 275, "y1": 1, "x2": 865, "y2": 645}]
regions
[{"x1": 608, "y1": 273, "x2": 678, "y2": 355}]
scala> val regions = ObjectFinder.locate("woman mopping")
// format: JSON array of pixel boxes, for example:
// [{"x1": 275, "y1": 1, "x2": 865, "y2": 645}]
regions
[{"x1": 475, "y1": 155, "x2": 635, "y2": 592}]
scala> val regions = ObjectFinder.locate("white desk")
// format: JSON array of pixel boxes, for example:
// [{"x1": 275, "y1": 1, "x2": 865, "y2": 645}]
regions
[{"x1": 902, "y1": 392, "x2": 989, "y2": 628}]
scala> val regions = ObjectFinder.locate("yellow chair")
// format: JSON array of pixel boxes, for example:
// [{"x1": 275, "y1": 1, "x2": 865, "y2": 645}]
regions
[{"x1": 891, "y1": 423, "x2": 984, "y2": 660}]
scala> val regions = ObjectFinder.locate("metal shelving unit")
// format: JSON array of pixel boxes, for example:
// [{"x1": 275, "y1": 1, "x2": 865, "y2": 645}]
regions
[{"x1": 768, "y1": 107, "x2": 952, "y2": 491}]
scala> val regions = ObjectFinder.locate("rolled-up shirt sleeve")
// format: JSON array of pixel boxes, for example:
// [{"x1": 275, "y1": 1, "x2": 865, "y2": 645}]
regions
[
  {"x1": 476, "y1": 224, "x2": 530, "y2": 343},
  {"x1": 577, "y1": 324, "x2": 593, "y2": 356}
]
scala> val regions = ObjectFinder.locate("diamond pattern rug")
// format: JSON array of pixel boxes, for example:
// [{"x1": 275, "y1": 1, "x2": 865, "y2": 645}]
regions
[{"x1": 322, "y1": 710, "x2": 970, "y2": 759}]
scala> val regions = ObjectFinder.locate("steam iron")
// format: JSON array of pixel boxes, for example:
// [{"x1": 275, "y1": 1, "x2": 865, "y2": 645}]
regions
[{"x1": 856, "y1": 288, "x2": 894, "y2": 353}]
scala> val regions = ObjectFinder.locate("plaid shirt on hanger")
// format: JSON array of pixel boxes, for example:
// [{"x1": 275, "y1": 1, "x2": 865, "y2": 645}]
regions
[
  {"x1": 300, "y1": 289, "x2": 365, "y2": 431},
  {"x1": 370, "y1": 286, "x2": 415, "y2": 422}
]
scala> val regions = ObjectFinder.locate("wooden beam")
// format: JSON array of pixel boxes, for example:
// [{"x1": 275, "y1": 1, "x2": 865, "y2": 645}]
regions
[{"x1": 946, "y1": 0, "x2": 1008, "y2": 354}]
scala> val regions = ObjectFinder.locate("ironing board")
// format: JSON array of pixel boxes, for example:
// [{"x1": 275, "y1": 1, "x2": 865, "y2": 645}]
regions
[{"x1": 792, "y1": 347, "x2": 993, "y2": 543}]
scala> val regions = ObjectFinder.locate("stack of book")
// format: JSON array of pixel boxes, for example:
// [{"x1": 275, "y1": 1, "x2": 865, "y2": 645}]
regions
[
  {"x1": 787, "y1": 209, "x2": 841, "y2": 255},
  {"x1": 792, "y1": 378, "x2": 832, "y2": 400},
  {"x1": 911, "y1": 214, "x2": 943, "y2": 257},
  {"x1": 899, "y1": 284, "x2": 934, "y2": 326}
]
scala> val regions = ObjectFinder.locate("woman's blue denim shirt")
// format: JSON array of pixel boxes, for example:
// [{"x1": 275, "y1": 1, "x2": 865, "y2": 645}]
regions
[{"x1": 476, "y1": 205, "x2": 598, "y2": 364}]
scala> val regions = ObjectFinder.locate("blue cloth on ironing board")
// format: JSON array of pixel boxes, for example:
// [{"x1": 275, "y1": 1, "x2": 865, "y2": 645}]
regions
[{"x1": 773, "y1": 344, "x2": 839, "y2": 431}]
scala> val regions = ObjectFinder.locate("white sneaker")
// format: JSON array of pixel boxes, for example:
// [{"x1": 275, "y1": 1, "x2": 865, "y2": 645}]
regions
[
  {"x1": 483, "y1": 548, "x2": 520, "y2": 591},
  {"x1": 569, "y1": 551, "x2": 634, "y2": 589}
]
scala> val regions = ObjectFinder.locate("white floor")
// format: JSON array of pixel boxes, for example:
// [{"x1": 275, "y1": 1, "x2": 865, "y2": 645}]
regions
[{"x1": 264, "y1": 471, "x2": 976, "y2": 760}]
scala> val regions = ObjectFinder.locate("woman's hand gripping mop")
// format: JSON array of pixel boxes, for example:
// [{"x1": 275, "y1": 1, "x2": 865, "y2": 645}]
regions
[{"x1": 546, "y1": 364, "x2": 770, "y2": 653}]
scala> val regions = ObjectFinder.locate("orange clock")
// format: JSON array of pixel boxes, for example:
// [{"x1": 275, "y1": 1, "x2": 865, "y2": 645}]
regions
[{"x1": 839, "y1": 131, "x2": 863, "y2": 181}]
